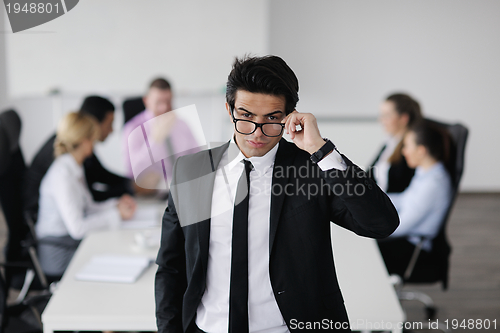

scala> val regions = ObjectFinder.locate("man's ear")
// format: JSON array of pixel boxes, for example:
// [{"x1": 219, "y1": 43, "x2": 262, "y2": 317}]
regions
[
  {"x1": 225, "y1": 102, "x2": 231, "y2": 116},
  {"x1": 142, "y1": 95, "x2": 148, "y2": 109}
]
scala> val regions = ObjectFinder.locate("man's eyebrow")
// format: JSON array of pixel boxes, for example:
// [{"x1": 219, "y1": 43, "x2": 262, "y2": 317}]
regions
[
  {"x1": 265, "y1": 111, "x2": 284, "y2": 117},
  {"x1": 236, "y1": 108, "x2": 284, "y2": 117}
]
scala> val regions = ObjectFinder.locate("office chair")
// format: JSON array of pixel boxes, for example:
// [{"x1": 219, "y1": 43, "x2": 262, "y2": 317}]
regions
[
  {"x1": 395, "y1": 118, "x2": 469, "y2": 320},
  {"x1": 0, "y1": 109, "x2": 33, "y2": 291},
  {"x1": 122, "y1": 96, "x2": 145, "y2": 124},
  {"x1": 0, "y1": 268, "x2": 46, "y2": 333},
  {"x1": 0, "y1": 110, "x2": 51, "y2": 332}
]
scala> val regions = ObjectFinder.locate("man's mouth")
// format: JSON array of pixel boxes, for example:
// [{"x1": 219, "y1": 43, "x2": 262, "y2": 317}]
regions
[{"x1": 247, "y1": 140, "x2": 267, "y2": 148}]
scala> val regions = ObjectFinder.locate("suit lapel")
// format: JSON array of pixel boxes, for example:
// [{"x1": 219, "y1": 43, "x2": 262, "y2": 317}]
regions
[{"x1": 269, "y1": 139, "x2": 296, "y2": 254}]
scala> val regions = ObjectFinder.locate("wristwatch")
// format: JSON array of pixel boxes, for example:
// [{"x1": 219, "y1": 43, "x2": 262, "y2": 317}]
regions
[{"x1": 310, "y1": 138, "x2": 335, "y2": 164}]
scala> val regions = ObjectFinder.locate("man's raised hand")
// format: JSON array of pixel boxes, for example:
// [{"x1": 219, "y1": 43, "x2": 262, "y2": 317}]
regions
[{"x1": 283, "y1": 110, "x2": 326, "y2": 155}]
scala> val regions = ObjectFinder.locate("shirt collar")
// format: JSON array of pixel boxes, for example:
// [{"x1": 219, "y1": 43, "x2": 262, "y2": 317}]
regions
[{"x1": 225, "y1": 137, "x2": 279, "y2": 173}]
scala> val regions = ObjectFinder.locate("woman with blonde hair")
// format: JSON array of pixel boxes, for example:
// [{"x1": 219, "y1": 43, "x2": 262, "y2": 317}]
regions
[{"x1": 36, "y1": 112, "x2": 136, "y2": 279}]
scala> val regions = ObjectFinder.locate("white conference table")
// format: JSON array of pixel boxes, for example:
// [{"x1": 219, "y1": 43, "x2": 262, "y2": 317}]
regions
[
  {"x1": 41, "y1": 227, "x2": 160, "y2": 333},
  {"x1": 42, "y1": 224, "x2": 404, "y2": 333},
  {"x1": 331, "y1": 224, "x2": 405, "y2": 333}
]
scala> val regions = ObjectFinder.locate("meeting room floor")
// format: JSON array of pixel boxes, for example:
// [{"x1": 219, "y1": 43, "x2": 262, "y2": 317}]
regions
[
  {"x1": 1, "y1": 193, "x2": 499, "y2": 332},
  {"x1": 400, "y1": 193, "x2": 500, "y2": 332}
]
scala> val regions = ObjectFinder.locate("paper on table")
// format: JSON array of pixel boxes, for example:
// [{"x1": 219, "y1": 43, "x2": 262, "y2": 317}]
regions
[
  {"x1": 121, "y1": 205, "x2": 160, "y2": 229},
  {"x1": 75, "y1": 254, "x2": 153, "y2": 283}
]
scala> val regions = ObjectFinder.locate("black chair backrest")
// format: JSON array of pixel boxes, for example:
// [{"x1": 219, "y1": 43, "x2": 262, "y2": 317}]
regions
[
  {"x1": 424, "y1": 118, "x2": 468, "y2": 289},
  {"x1": 122, "y1": 97, "x2": 145, "y2": 124},
  {"x1": 0, "y1": 110, "x2": 21, "y2": 153},
  {"x1": 0, "y1": 110, "x2": 22, "y2": 175},
  {"x1": 426, "y1": 118, "x2": 468, "y2": 208},
  {"x1": 0, "y1": 110, "x2": 30, "y2": 283}
]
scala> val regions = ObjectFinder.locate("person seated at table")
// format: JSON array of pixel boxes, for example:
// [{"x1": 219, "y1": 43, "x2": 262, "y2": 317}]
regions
[
  {"x1": 36, "y1": 112, "x2": 137, "y2": 279},
  {"x1": 370, "y1": 93, "x2": 423, "y2": 193},
  {"x1": 122, "y1": 78, "x2": 200, "y2": 196},
  {"x1": 24, "y1": 95, "x2": 134, "y2": 219},
  {"x1": 378, "y1": 119, "x2": 453, "y2": 277}
]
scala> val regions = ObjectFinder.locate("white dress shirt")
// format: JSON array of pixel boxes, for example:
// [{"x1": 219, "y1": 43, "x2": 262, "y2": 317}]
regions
[
  {"x1": 373, "y1": 135, "x2": 402, "y2": 192},
  {"x1": 196, "y1": 140, "x2": 346, "y2": 333},
  {"x1": 388, "y1": 162, "x2": 452, "y2": 251},
  {"x1": 36, "y1": 153, "x2": 121, "y2": 240}
]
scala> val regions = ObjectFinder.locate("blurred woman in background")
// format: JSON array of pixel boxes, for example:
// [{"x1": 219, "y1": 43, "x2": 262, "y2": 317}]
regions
[
  {"x1": 371, "y1": 93, "x2": 423, "y2": 193},
  {"x1": 378, "y1": 119, "x2": 453, "y2": 276},
  {"x1": 36, "y1": 112, "x2": 136, "y2": 279}
]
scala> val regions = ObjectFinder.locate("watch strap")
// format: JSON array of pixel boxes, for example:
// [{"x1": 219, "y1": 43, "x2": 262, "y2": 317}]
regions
[{"x1": 310, "y1": 139, "x2": 335, "y2": 164}]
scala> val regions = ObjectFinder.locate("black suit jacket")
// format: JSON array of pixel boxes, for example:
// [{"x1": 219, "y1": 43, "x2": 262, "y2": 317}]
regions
[
  {"x1": 155, "y1": 139, "x2": 399, "y2": 332},
  {"x1": 369, "y1": 144, "x2": 415, "y2": 193},
  {"x1": 23, "y1": 134, "x2": 133, "y2": 215}
]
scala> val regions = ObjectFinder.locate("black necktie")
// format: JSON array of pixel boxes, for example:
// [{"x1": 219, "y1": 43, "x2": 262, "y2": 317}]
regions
[{"x1": 229, "y1": 159, "x2": 252, "y2": 333}]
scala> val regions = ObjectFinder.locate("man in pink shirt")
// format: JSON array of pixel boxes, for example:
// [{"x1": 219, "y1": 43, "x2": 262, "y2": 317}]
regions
[{"x1": 122, "y1": 78, "x2": 199, "y2": 195}]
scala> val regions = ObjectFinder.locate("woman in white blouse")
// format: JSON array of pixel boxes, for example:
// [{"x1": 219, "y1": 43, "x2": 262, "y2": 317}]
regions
[
  {"x1": 36, "y1": 112, "x2": 136, "y2": 278},
  {"x1": 378, "y1": 119, "x2": 453, "y2": 277}
]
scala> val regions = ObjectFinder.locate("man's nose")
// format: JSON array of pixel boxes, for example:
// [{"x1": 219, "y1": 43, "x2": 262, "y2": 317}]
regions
[{"x1": 253, "y1": 125, "x2": 265, "y2": 137}]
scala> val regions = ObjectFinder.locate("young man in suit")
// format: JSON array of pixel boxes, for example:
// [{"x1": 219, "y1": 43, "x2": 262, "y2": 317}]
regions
[{"x1": 155, "y1": 56, "x2": 400, "y2": 332}]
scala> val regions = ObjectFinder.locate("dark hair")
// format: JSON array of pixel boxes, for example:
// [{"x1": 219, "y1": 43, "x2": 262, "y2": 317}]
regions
[
  {"x1": 149, "y1": 77, "x2": 171, "y2": 91},
  {"x1": 226, "y1": 55, "x2": 299, "y2": 115},
  {"x1": 79, "y1": 96, "x2": 115, "y2": 123},
  {"x1": 410, "y1": 119, "x2": 451, "y2": 164},
  {"x1": 386, "y1": 93, "x2": 423, "y2": 128}
]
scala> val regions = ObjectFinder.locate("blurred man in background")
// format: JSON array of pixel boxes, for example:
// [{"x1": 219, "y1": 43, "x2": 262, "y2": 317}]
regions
[{"x1": 122, "y1": 78, "x2": 199, "y2": 196}]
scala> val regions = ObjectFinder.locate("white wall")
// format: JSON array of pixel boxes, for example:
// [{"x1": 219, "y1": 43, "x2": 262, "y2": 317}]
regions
[
  {"x1": 269, "y1": 0, "x2": 500, "y2": 191},
  {"x1": 2, "y1": 0, "x2": 267, "y2": 175},
  {"x1": 0, "y1": 10, "x2": 7, "y2": 109},
  {"x1": 5, "y1": 0, "x2": 269, "y2": 97},
  {"x1": 2, "y1": 0, "x2": 500, "y2": 191}
]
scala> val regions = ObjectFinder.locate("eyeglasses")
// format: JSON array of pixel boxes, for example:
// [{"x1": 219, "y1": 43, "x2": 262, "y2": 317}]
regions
[{"x1": 231, "y1": 111, "x2": 285, "y2": 137}]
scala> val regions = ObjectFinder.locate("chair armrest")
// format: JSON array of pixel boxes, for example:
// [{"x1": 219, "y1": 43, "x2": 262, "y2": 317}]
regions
[
  {"x1": 403, "y1": 237, "x2": 425, "y2": 280},
  {"x1": 22, "y1": 291, "x2": 51, "y2": 307}
]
